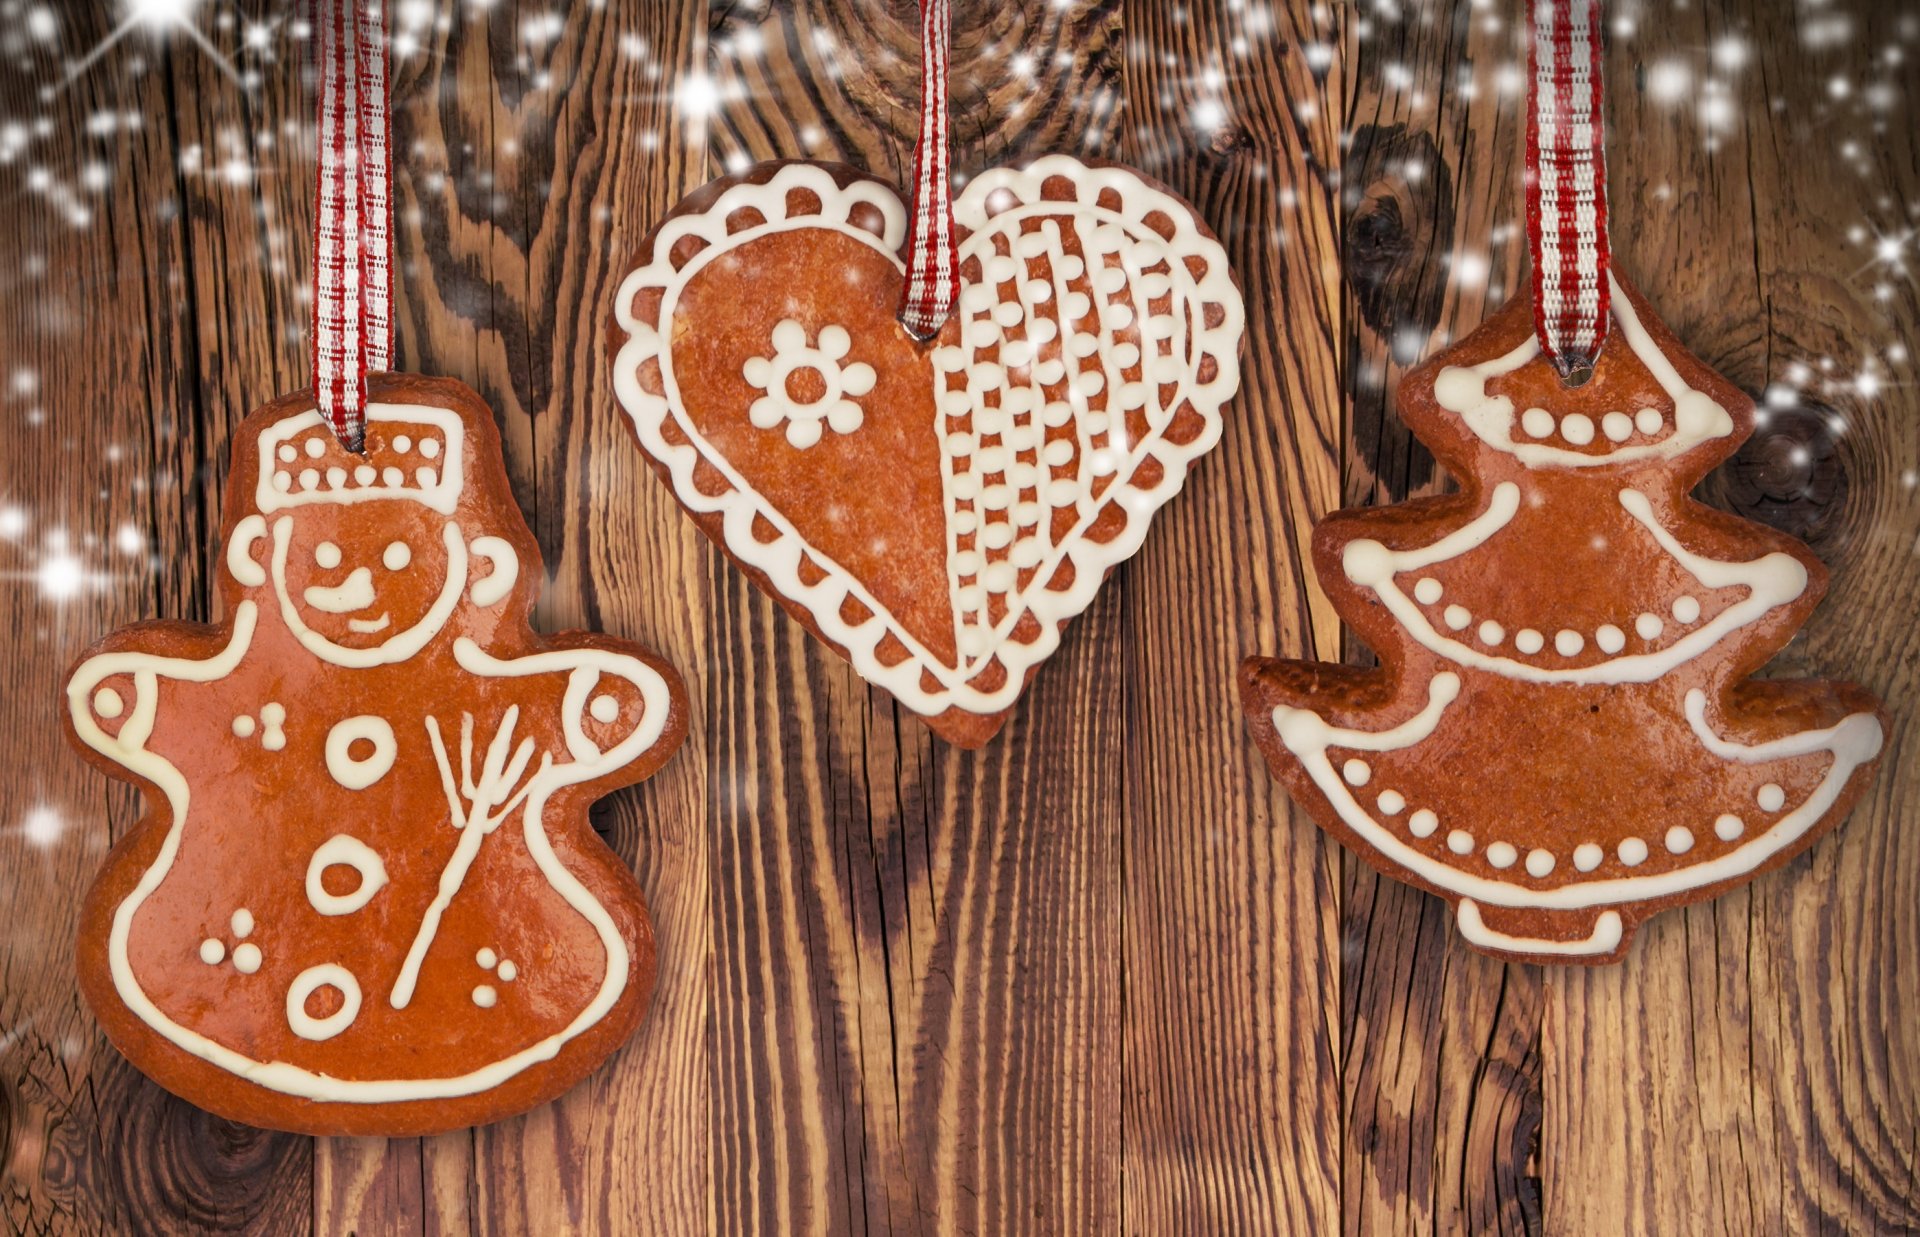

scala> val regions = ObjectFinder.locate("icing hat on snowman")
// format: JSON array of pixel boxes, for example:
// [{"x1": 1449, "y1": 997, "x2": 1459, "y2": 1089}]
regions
[{"x1": 254, "y1": 404, "x2": 468, "y2": 516}]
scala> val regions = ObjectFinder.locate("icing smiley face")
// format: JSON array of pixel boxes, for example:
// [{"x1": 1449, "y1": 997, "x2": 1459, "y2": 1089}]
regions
[
  {"x1": 274, "y1": 513, "x2": 462, "y2": 656},
  {"x1": 613, "y1": 156, "x2": 1245, "y2": 746}
]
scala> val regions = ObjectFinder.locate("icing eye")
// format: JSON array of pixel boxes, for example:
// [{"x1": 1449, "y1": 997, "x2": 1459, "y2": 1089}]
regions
[
  {"x1": 383, "y1": 540, "x2": 412, "y2": 570},
  {"x1": 314, "y1": 542, "x2": 342, "y2": 569}
]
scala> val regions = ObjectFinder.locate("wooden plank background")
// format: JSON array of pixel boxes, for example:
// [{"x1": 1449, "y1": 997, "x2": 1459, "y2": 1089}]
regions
[{"x1": 1, "y1": 1, "x2": 1915, "y2": 1232}]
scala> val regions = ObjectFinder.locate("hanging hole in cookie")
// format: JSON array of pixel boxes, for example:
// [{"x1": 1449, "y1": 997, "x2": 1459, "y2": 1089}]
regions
[{"x1": 1559, "y1": 357, "x2": 1596, "y2": 388}]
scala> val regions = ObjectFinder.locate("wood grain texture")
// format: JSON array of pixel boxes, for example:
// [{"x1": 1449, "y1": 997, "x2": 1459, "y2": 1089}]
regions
[{"x1": 0, "y1": 1, "x2": 1914, "y2": 1233}]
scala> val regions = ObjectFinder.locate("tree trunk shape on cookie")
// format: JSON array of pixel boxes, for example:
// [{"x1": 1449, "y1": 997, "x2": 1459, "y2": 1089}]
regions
[
  {"x1": 64, "y1": 377, "x2": 688, "y2": 1134},
  {"x1": 612, "y1": 157, "x2": 1245, "y2": 746},
  {"x1": 1240, "y1": 276, "x2": 1885, "y2": 965}
]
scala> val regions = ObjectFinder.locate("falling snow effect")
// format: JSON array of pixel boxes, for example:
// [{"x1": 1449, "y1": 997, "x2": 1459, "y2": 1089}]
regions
[{"x1": 0, "y1": 0, "x2": 1913, "y2": 860}]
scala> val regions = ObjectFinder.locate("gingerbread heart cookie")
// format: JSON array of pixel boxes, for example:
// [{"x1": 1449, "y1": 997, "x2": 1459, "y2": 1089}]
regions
[
  {"x1": 1241, "y1": 275, "x2": 1886, "y2": 963},
  {"x1": 65, "y1": 376, "x2": 687, "y2": 1134},
  {"x1": 612, "y1": 157, "x2": 1244, "y2": 746}
]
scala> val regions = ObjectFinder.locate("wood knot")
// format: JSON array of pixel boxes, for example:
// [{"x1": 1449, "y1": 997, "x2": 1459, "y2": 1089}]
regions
[
  {"x1": 1709, "y1": 399, "x2": 1850, "y2": 548},
  {"x1": 1342, "y1": 124, "x2": 1456, "y2": 362}
]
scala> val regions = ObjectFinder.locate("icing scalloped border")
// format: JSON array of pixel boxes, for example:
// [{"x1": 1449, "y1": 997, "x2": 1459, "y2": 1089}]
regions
[{"x1": 611, "y1": 157, "x2": 1244, "y2": 717}]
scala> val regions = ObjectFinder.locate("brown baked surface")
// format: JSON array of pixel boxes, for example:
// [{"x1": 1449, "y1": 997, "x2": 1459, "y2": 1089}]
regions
[
  {"x1": 1240, "y1": 278, "x2": 1887, "y2": 963},
  {"x1": 613, "y1": 159, "x2": 1233, "y2": 748},
  {"x1": 65, "y1": 375, "x2": 687, "y2": 1133}
]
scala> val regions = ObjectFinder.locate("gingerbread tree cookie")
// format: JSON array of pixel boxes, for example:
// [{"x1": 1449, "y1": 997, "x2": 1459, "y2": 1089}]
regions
[
  {"x1": 65, "y1": 376, "x2": 687, "y2": 1133},
  {"x1": 1241, "y1": 276, "x2": 1885, "y2": 963}
]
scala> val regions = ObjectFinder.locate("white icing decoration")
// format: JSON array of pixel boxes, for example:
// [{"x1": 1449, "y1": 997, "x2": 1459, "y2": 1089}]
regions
[
  {"x1": 231, "y1": 908, "x2": 253, "y2": 938},
  {"x1": 1526, "y1": 849, "x2": 1555, "y2": 878},
  {"x1": 1666, "y1": 826, "x2": 1695, "y2": 854},
  {"x1": 1573, "y1": 843, "x2": 1604, "y2": 872},
  {"x1": 200, "y1": 938, "x2": 225, "y2": 965},
  {"x1": 1409, "y1": 809, "x2": 1438, "y2": 838},
  {"x1": 1672, "y1": 594, "x2": 1701, "y2": 624},
  {"x1": 1478, "y1": 620, "x2": 1504, "y2": 646},
  {"x1": 1634, "y1": 407, "x2": 1664, "y2": 435},
  {"x1": 393, "y1": 435, "x2": 412, "y2": 453},
  {"x1": 742, "y1": 319, "x2": 875, "y2": 448},
  {"x1": 1554, "y1": 629, "x2": 1584, "y2": 656},
  {"x1": 1413, "y1": 577, "x2": 1443, "y2": 604},
  {"x1": 1267, "y1": 670, "x2": 1883, "y2": 913},
  {"x1": 1602, "y1": 411, "x2": 1633, "y2": 442},
  {"x1": 232, "y1": 714, "x2": 256, "y2": 738},
  {"x1": 315, "y1": 541, "x2": 342, "y2": 570},
  {"x1": 226, "y1": 514, "x2": 269, "y2": 587},
  {"x1": 477, "y1": 947, "x2": 497, "y2": 969},
  {"x1": 94, "y1": 687, "x2": 124, "y2": 718},
  {"x1": 589, "y1": 693, "x2": 619, "y2": 723},
  {"x1": 324, "y1": 715, "x2": 397, "y2": 790},
  {"x1": 611, "y1": 156, "x2": 1243, "y2": 717},
  {"x1": 1486, "y1": 841, "x2": 1517, "y2": 869},
  {"x1": 1444, "y1": 605, "x2": 1471, "y2": 631},
  {"x1": 1342, "y1": 758, "x2": 1371, "y2": 786},
  {"x1": 259, "y1": 702, "x2": 286, "y2": 751},
  {"x1": 254, "y1": 406, "x2": 465, "y2": 516},
  {"x1": 305, "y1": 834, "x2": 390, "y2": 916},
  {"x1": 1756, "y1": 783, "x2": 1785, "y2": 812},
  {"x1": 1430, "y1": 273, "x2": 1735, "y2": 469},
  {"x1": 1595, "y1": 624, "x2": 1626, "y2": 654},
  {"x1": 1342, "y1": 483, "x2": 1810, "y2": 684},
  {"x1": 1520, "y1": 407, "x2": 1555, "y2": 438},
  {"x1": 1635, "y1": 612, "x2": 1663, "y2": 640},
  {"x1": 383, "y1": 540, "x2": 412, "y2": 570},
  {"x1": 1715, "y1": 814, "x2": 1746, "y2": 841},
  {"x1": 1456, "y1": 899, "x2": 1624, "y2": 958},
  {"x1": 497, "y1": 960, "x2": 517, "y2": 982},
  {"x1": 1377, "y1": 790, "x2": 1405, "y2": 815},
  {"x1": 469, "y1": 536, "x2": 519, "y2": 608},
  {"x1": 232, "y1": 943, "x2": 262, "y2": 974},
  {"x1": 473, "y1": 985, "x2": 497, "y2": 1008},
  {"x1": 286, "y1": 964, "x2": 361, "y2": 1041}
]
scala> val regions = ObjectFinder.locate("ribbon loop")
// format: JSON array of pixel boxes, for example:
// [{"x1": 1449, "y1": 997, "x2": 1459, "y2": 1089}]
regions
[
  {"x1": 1526, "y1": 0, "x2": 1610, "y2": 381},
  {"x1": 898, "y1": 0, "x2": 957, "y2": 341},
  {"x1": 310, "y1": 0, "x2": 391, "y2": 450}
]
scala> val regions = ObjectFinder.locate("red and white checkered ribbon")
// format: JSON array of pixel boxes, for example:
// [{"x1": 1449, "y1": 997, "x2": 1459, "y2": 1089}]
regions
[
  {"x1": 1526, "y1": 0, "x2": 1610, "y2": 380},
  {"x1": 898, "y1": 0, "x2": 957, "y2": 340},
  {"x1": 310, "y1": 0, "x2": 390, "y2": 450}
]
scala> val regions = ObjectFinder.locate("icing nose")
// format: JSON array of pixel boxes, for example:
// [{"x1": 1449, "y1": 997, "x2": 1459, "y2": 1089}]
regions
[{"x1": 304, "y1": 566, "x2": 376, "y2": 613}]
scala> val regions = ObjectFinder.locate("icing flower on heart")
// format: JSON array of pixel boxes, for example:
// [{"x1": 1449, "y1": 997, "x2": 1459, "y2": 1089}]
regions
[{"x1": 742, "y1": 319, "x2": 876, "y2": 448}]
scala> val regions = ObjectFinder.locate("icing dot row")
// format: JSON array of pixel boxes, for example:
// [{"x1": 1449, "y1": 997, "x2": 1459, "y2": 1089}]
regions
[
  {"x1": 275, "y1": 434, "x2": 440, "y2": 463},
  {"x1": 1409, "y1": 575, "x2": 1705, "y2": 660},
  {"x1": 1346, "y1": 765, "x2": 1794, "y2": 879},
  {"x1": 1519, "y1": 405, "x2": 1665, "y2": 446},
  {"x1": 272, "y1": 465, "x2": 439, "y2": 495}
]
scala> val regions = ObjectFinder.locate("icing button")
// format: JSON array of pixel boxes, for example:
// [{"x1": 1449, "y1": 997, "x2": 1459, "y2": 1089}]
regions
[
  {"x1": 1595, "y1": 624, "x2": 1626, "y2": 654},
  {"x1": 1714, "y1": 814, "x2": 1746, "y2": 841},
  {"x1": 1413, "y1": 577, "x2": 1444, "y2": 605},
  {"x1": 473, "y1": 985, "x2": 498, "y2": 1009},
  {"x1": 199, "y1": 938, "x2": 226, "y2": 965},
  {"x1": 1572, "y1": 843, "x2": 1604, "y2": 872},
  {"x1": 1554, "y1": 629, "x2": 1584, "y2": 656},
  {"x1": 1486, "y1": 842, "x2": 1518, "y2": 869},
  {"x1": 1515, "y1": 629, "x2": 1545, "y2": 655},
  {"x1": 1376, "y1": 790, "x2": 1406, "y2": 816},
  {"x1": 233, "y1": 943, "x2": 262, "y2": 974},
  {"x1": 1477, "y1": 620, "x2": 1504, "y2": 646},
  {"x1": 1408, "y1": 809, "x2": 1439, "y2": 838},
  {"x1": 1560, "y1": 413, "x2": 1596, "y2": 445},
  {"x1": 1447, "y1": 830, "x2": 1474, "y2": 855},
  {"x1": 1635, "y1": 612, "x2": 1664, "y2": 640},
  {"x1": 1525, "y1": 848, "x2": 1555, "y2": 878},
  {"x1": 1443, "y1": 605, "x2": 1471, "y2": 631},
  {"x1": 1672, "y1": 594, "x2": 1701, "y2": 624},
  {"x1": 1342, "y1": 758, "x2": 1372, "y2": 787},
  {"x1": 1665, "y1": 825, "x2": 1695, "y2": 854},
  {"x1": 1618, "y1": 837, "x2": 1650, "y2": 866},
  {"x1": 1756, "y1": 783, "x2": 1785, "y2": 812}
]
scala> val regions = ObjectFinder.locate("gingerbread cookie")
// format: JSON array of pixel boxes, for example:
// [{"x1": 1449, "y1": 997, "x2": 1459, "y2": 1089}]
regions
[
  {"x1": 612, "y1": 157, "x2": 1244, "y2": 746},
  {"x1": 65, "y1": 376, "x2": 687, "y2": 1134},
  {"x1": 1241, "y1": 275, "x2": 1886, "y2": 963}
]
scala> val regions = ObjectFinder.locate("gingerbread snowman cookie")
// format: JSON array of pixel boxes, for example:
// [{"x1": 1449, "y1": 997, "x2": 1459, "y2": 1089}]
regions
[
  {"x1": 65, "y1": 376, "x2": 687, "y2": 1133},
  {"x1": 1241, "y1": 276, "x2": 1886, "y2": 963},
  {"x1": 612, "y1": 157, "x2": 1244, "y2": 746}
]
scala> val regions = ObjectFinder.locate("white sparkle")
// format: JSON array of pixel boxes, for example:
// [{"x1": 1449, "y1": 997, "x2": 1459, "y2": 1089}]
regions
[{"x1": 21, "y1": 805, "x2": 66, "y2": 849}]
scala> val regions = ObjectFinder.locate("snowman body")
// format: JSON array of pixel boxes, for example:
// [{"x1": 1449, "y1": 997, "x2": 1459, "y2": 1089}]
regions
[{"x1": 66, "y1": 381, "x2": 684, "y2": 1132}]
